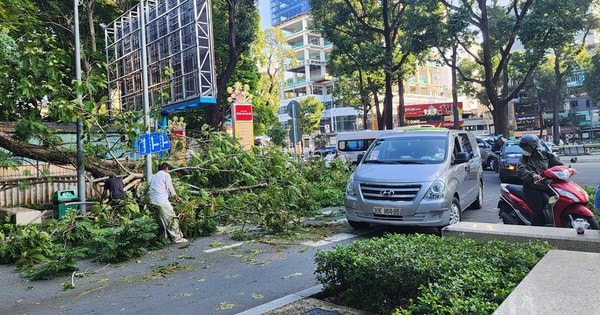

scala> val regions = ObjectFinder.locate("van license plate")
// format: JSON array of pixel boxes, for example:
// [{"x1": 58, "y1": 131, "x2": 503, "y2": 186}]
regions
[{"x1": 373, "y1": 207, "x2": 403, "y2": 216}]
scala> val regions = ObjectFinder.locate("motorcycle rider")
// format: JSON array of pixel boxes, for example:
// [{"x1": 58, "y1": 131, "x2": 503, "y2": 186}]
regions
[{"x1": 516, "y1": 134, "x2": 564, "y2": 226}]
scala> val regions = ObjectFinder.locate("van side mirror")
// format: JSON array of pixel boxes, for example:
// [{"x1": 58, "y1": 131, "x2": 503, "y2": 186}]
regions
[
  {"x1": 357, "y1": 153, "x2": 365, "y2": 164},
  {"x1": 453, "y1": 152, "x2": 469, "y2": 164}
]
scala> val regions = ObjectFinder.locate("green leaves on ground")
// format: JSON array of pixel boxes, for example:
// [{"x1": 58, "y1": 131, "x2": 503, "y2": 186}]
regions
[
  {"x1": 0, "y1": 128, "x2": 351, "y2": 280},
  {"x1": 0, "y1": 203, "x2": 164, "y2": 280},
  {"x1": 174, "y1": 126, "x2": 350, "y2": 236}
]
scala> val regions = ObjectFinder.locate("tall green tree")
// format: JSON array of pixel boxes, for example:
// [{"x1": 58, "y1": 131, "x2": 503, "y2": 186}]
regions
[
  {"x1": 253, "y1": 27, "x2": 296, "y2": 114},
  {"x1": 0, "y1": 29, "x2": 72, "y2": 121},
  {"x1": 299, "y1": 97, "x2": 324, "y2": 136},
  {"x1": 435, "y1": 4, "x2": 473, "y2": 130},
  {"x1": 440, "y1": 0, "x2": 536, "y2": 137},
  {"x1": 441, "y1": 0, "x2": 592, "y2": 137},
  {"x1": 250, "y1": 27, "x2": 295, "y2": 136},
  {"x1": 210, "y1": 0, "x2": 259, "y2": 130},
  {"x1": 326, "y1": 41, "x2": 383, "y2": 130},
  {"x1": 584, "y1": 52, "x2": 600, "y2": 106},
  {"x1": 310, "y1": 0, "x2": 444, "y2": 130},
  {"x1": 519, "y1": 0, "x2": 594, "y2": 144}
]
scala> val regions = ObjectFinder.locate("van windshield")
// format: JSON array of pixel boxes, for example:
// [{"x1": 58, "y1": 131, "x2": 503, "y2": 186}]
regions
[{"x1": 363, "y1": 137, "x2": 447, "y2": 164}]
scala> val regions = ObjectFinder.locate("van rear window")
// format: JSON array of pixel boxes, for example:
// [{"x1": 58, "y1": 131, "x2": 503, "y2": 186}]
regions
[{"x1": 338, "y1": 139, "x2": 373, "y2": 151}]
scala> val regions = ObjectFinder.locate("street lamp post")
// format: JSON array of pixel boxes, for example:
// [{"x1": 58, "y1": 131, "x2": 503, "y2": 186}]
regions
[
  {"x1": 74, "y1": 0, "x2": 86, "y2": 213},
  {"x1": 139, "y1": 0, "x2": 153, "y2": 181}
]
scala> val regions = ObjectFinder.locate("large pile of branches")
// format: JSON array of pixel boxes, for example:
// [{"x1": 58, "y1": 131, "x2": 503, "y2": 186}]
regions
[{"x1": 0, "y1": 126, "x2": 351, "y2": 280}]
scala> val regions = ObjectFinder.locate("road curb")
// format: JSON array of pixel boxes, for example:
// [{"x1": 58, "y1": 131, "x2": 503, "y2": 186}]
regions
[{"x1": 236, "y1": 285, "x2": 322, "y2": 315}]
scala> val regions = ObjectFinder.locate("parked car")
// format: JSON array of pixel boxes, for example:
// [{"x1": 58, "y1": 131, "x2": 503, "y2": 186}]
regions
[
  {"x1": 497, "y1": 141, "x2": 523, "y2": 183},
  {"x1": 312, "y1": 146, "x2": 337, "y2": 159},
  {"x1": 476, "y1": 137, "x2": 498, "y2": 171},
  {"x1": 344, "y1": 128, "x2": 483, "y2": 229},
  {"x1": 498, "y1": 140, "x2": 556, "y2": 183}
]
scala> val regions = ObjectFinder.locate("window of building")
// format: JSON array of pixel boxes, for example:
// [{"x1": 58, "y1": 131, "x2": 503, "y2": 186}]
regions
[{"x1": 570, "y1": 100, "x2": 578, "y2": 109}]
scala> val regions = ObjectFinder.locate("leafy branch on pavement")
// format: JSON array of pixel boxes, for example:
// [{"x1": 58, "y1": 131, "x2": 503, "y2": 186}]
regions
[{"x1": 0, "y1": 128, "x2": 351, "y2": 280}]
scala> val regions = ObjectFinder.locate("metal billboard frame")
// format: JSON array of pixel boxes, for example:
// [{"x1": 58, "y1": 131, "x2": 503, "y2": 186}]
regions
[{"x1": 104, "y1": 0, "x2": 217, "y2": 116}]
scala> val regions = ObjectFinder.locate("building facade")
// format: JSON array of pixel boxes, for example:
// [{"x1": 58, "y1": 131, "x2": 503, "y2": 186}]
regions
[
  {"x1": 268, "y1": 0, "x2": 486, "y2": 147},
  {"x1": 270, "y1": 0, "x2": 310, "y2": 26},
  {"x1": 274, "y1": 12, "x2": 359, "y2": 135}
]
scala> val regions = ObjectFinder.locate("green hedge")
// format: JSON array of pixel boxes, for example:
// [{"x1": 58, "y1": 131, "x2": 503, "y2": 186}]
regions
[{"x1": 315, "y1": 233, "x2": 553, "y2": 314}]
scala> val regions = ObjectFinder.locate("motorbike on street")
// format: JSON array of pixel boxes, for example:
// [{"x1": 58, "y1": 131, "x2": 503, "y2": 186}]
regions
[{"x1": 498, "y1": 165, "x2": 599, "y2": 229}]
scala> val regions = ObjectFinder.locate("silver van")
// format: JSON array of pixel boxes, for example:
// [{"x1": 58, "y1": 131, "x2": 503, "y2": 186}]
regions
[{"x1": 344, "y1": 128, "x2": 483, "y2": 229}]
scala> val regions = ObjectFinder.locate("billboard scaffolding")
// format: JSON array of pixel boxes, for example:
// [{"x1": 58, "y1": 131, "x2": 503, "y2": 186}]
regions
[{"x1": 104, "y1": 0, "x2": 217, "y2": 115}]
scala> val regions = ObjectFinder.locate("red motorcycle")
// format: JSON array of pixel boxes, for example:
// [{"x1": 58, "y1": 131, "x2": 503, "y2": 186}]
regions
[{"x1": 498, "y1": 165, "x2": 599, "y2": 229}]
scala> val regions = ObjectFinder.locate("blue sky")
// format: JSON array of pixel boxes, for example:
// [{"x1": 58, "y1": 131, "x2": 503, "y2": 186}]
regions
[{"x1": 258, "y1": 0, "x2": 270, "y2": 30}]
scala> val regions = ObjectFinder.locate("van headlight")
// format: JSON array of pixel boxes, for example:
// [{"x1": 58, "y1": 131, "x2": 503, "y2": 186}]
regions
[
  {"x1": 425, "y1": 181, "x2": 445, "y2": 199},
  {"x1": 345, "y1": 174, "x2": 357, "y2": 196}
]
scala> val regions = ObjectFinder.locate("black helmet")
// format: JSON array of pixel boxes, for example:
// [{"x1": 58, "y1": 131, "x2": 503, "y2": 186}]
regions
[{"x1": 519, "y1": 134, "x2": 539, "y2": 153}]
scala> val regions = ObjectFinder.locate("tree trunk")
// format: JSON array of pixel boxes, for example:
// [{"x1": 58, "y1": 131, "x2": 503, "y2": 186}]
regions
[
  {"x1": 397, "y1": 76, "x2": 405, "y2": 127},
  {"x1": 0, "y1": 131, "x2": 124, "y2": 178},
  {"x1": 383, "y1": 72, "x2": 394, "y2": 129},
  {"x1": 358, "y1": 71, "x2": 370, "y2": 130},
  {"x1": 212, "y1": 0, "x2": 240, "y2": 130},
  {"x1": 86, "y1": 0, "x2": 97, "y2": 53},
  {"x1": 553, "y1": 56, "x2": 563, "y2": 145},
  {"x1": 369, "y1": 79, "x2": 382, "y2": 130},
  {"x1": 451, "y1": 45, "x2": 459, "y2": 130}
]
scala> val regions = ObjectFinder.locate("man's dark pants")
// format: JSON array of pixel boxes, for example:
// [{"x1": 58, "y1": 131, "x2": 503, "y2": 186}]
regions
[{"x1": 524, "y1": 184, "x2": 550, "y2": 226}]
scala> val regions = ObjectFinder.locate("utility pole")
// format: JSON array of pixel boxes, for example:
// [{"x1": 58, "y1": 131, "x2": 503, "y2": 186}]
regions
[
  {"x1": 140, "y1": 0, "x2": 153, "y2": 181},
  {"x1": 74, "y1": 0, "x2": 86, "y2": 213}
]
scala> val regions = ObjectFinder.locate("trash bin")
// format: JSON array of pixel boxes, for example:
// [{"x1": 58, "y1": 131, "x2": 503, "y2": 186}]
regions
[{"x1": 52, "y1": 190, "x2": 78, "y2": 219}]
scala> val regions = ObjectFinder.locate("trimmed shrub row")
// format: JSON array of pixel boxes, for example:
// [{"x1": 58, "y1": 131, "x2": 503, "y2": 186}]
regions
[{"x1": 315, "y1": 233, "x2": 553, "y2": 314}]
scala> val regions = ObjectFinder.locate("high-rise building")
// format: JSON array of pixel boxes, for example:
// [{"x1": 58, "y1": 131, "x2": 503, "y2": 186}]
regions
[
  {"x1": 269, "y1": 0, "x2": 359, "y2": 136},
  {"x1": 274, "y1": 13, "x2": 359, "y2": 135},
  {"x1": 270, "y1": 0, "x2": 310, "y2": 26}
]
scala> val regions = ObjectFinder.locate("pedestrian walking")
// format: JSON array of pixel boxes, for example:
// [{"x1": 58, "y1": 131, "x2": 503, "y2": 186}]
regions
[{"x1": 148, "y1": 163, "x2": 187, "y2": 244}]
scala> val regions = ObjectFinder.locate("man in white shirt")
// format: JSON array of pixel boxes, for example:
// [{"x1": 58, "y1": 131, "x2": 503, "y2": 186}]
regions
[{"x1": 148, "y1": 163, "x2": 187, "y2": 243}]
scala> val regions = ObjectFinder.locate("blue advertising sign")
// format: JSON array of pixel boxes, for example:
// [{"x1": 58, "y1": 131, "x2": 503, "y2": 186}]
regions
[{"x1": 138, "y1": 132, "x2": 170, "y2": 155}]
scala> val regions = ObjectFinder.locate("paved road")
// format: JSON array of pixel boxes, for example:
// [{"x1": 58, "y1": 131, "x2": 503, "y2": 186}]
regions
[
  {"x1": 2, "y1": 155, "x2": 598, "y2": 315},
  {"x1": 0, "y1": 209, "x2": 374, "y2": 315}
]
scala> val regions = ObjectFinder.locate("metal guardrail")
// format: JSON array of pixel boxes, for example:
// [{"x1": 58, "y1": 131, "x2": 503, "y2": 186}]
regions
[
  {"x1": 559, "y1": 143, "x2": 600, "y2": 155},
  {"x1": 562, "y1": 145, "x2": 587, "y2": 156}
]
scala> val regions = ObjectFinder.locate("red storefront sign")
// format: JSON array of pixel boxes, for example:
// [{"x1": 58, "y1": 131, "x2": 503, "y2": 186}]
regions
[
  {"x1": 403, "y1": 102, "x2": 463, "y2": 118},
  {"x1": 435, "y1": 121, "x2": 464, "y2": 128},
  {"x1": 234, "y1": 104, "x2": 253, "y2": 121}
]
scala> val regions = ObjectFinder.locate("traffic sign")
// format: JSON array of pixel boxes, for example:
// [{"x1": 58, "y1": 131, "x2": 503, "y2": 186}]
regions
[
  {"x1": 287, "y1": 100, "x2": 300, "y2": 118},
  {"x1": 138, "y1": 132, "x2": 171, "y2": 155}
]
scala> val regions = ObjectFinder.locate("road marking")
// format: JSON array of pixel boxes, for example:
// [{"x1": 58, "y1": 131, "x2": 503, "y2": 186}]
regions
[
  {"x1": 203, "y1": 242, "x2": 244, "y2": 253},
  {"x1": 301, "y1": 232, "x2": 359, "y2": 247}
]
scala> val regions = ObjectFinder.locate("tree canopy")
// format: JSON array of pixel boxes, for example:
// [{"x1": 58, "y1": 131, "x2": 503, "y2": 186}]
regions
[
  {"x1": 0, "y1": 0, "x2": 263, "y2": 177},
  {"x1": 310, "y1": 0, "x2": 445, "y2": 130}
]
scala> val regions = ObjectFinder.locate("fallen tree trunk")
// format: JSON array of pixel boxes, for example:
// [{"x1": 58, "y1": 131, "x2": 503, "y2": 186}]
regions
[{"x1": 0, "y1": 130, "x2": 138, "y2": 178}]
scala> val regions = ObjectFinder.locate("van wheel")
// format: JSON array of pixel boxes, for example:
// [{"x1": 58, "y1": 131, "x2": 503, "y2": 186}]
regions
[
  {"x1": 469, "y1": 182, "x2": 483, "y2": 210},
  {"x1": 348, "y1": 220, "x2": 370, "y2": 229},
  {"x1": 448, "y1": 198, "x2": 461, "y2": 225}
]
